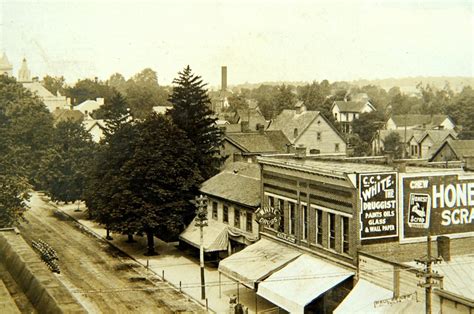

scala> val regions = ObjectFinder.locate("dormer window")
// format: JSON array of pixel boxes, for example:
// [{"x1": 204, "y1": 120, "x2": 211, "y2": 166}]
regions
[{"x1": 294, "y1": 128, "x2": 298, "y2": 138}]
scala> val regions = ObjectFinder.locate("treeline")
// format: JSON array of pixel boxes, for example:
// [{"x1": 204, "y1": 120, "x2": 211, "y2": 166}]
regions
[{"x1": 0, "y1": 67, "x2": 223, "y2": 257}]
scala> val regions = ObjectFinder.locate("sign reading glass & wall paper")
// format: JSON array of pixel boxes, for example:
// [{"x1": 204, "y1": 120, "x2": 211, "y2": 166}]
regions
[
  {"x1": 359, "y1": 172, "x2": 398, "y2": 240},
  {"x1": 402, "y1": 174, "x2": 474, "y2": 239}
]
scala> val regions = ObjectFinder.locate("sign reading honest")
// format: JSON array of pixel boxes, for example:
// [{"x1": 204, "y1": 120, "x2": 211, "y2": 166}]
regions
[
  {"x1": 402, "y1": 174, "x2": 474, "y2": 239},
  {"x1": 359, "y1": 172, "x2": 398, "y2": 240}
]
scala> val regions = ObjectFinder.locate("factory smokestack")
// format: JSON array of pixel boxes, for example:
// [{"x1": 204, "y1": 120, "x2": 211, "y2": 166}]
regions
[{"x1": 221, "y1": 66, "x2": 227, "y2": 91}]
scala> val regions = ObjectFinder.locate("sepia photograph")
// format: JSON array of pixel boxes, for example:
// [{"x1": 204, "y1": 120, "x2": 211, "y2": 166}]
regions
[{"x1": 1, "y1": 0, "x2": 473, "y2": 313}]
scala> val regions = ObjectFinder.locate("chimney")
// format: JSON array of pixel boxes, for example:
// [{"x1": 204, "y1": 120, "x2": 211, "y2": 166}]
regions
[
  {"x1": 96, "y1": 97, "x2": 105, "y2": 105},
  {"x1": 221, "y1": 66, "x2": 227, "y2": 91},
  {"x1": 295, "y1": 144, "x2": 306, "y2": 158},
  {"x1": 464, "y1": 156, "x2": 474, "y2": 172},
  {"x1": 256, "y1": 124, "x2": 265, "y2": 134},
  {"x1": 241, "y1": 121, "x2": 249, "y2": 133},
  {"x1": 66, "y1": 97, "x2": 72, "y2": 110},
  {"x1": 295, "y1": 101, "x2": 305, "y2": 114},
  {"x1": 437, "y1": 236, "x2": 451, "y2": 261},
  {"x1": 394, "y1": 160, "x2": 406, "y2": 173}
]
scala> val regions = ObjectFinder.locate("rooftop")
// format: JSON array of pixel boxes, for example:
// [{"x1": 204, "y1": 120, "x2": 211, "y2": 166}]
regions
[
  {"x1": 225, "y1": 130, "x2": 290, "y2": 153},
  {"x1": 267, "y1": 109, "x2": 320, "y2": 142},
  {"x1": 257, "y1": 155, "x2": 465, "y2": 176},
  {"x1": 389, "y1": 114, "x2": 452, "y2": 128},
  {"x1": 332, "y1": 100, "x2": 369, "y2": 113},
  {"x1": 200, "y1": 162, "x2": 260, "y2": 207}
]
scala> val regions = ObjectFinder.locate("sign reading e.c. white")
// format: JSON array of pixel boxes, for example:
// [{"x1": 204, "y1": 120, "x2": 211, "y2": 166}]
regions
[
  {"x1": 359, "y1": 172, "x2": 398, "y2": 240},
  {"x1": 403, "y1": 174, "x2": 474, "y2": 239}
]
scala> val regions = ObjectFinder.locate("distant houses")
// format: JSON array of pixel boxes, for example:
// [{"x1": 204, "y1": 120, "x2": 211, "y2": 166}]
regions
[
  {"x1": 385, "y1": 114, "x2": 455, "y2": 130},
  {"x1": 331, "y1": 93, "x2": 376, "y2": 133},
  {"x1": 74, "y1": 98, "x2": 105, "y2": 118},
  {"x1": 268, "y1": 101, "x2": 346, "y2": 154},
  {"x1": 430, "y1": 139, "x2": 474, "y2": 162}
]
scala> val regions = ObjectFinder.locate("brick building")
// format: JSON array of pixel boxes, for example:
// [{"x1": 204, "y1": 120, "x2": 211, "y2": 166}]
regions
[{"x1": 219, "y1": 153, "x2": 474, "y2": 313}]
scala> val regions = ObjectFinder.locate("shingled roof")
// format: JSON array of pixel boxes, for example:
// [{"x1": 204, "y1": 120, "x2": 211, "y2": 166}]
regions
[
  {"x1": 52, "y1": 108, "x2": 84, "y2": 125},
  {"x1": 430, "y1": 139, "x2": 474, "y2": 161},
  {"x1": 389, "y1": 114, "x2": 452, "y2": 128},
  {"x1": 267, "y1": 109, "x2": 320, "y2": 142},
  {"x1": 200, "y1": 162, "x2": 260, "y2": 207},
  {"x1": 332, "y1": 101, "x2": 368, "y2": 113},
  {"x1": 225, "y1": 130, "x2": 290, "y2": 153}
]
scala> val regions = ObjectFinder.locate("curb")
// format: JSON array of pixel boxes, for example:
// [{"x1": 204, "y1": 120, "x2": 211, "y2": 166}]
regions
[{"x1": 44, "y1": 197, "x2": 213, "y2": 313}]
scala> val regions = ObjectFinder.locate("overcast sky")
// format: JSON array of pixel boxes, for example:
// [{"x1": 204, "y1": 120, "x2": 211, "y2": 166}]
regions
[{"x1": 1, "y1": 0, "x2": 473, "y2": 87}]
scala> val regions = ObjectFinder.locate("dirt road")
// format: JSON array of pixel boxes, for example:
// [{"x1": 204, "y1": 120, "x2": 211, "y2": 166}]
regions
[{"x1": 18, "y1": 193, "x2": 204, "y2": 313}]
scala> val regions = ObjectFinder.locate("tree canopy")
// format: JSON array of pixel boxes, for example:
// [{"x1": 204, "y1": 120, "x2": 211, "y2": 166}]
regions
[{"x1": 168, "y1": 66, "x2": 224, "y2": 180}]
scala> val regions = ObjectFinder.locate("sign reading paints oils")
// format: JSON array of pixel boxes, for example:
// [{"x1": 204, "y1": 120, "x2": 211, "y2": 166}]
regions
[
  {"x1": 359, "y1": 172, "x2": 398, "y2": 240},
  {"x1": 402, "y1": 174, "x2": 474, "y2": 239}
]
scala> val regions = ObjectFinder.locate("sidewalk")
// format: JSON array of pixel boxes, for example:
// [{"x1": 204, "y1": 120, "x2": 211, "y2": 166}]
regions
[{"x1": 52, "y1": 198, "x2": 276, "y2": 313}]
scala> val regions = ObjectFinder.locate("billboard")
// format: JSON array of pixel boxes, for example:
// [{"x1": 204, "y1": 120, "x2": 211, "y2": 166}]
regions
[
  {"x1": 359, "y1": 172, "x2": 398, "y2": 240},
  {"x1": 402, "y1": 174, "x2": 474, "y2": 239}
]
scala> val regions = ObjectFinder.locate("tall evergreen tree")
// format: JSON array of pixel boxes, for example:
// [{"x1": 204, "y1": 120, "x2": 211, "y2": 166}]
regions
[{"x1": 168, "y1": 66, "x2": 224, "y2": 179}]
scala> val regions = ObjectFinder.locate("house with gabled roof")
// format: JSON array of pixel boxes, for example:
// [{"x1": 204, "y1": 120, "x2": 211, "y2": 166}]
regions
[
  {"x1": 268, "y1": 102, "x2": 346, "y2": 154},
  {"x1": 386, "y1": 114, "x2": 456, "y2": 130},
  {"x1": 179, "y1": 162, "x2": 260, "y2": 256},
  {"x1": 82, "y1": 119, "x2": 107, "y2": 143},
  {"x1": 429, "y1": 139, "x2": 474, "y2": 162},
  {"x1": 222, "y1": 124, "x2": 291, "y2": 165},
  {"x1": 408, "y1": 129, "x2": 457, "y2": 159},
  {"x1": 331, "y1": 98, "x2": 376, "y2": 133},
  {"x1": 75, "y1": 98, "x2": 105, "y2": 118}
]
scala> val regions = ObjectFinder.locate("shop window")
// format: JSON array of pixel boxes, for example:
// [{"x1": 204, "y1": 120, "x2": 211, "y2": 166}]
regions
[
  {"x1": 223, "y1": 205, "x2": 228, "y2": 223},
  {"x1": 234, "y1": 208, "x2": 240, "y2": 228},
  {"x1": 289, "y1": 202, "x2": 296, "y2": 235},
  {"x1": 212, "y1": 201, "x2": 218, "y2": 220},
  {"x1": 302, "y1": 204, "x2": 308, "y2": 240},
  {"x1": 328, "y1": 213, "x2": 336, "y2": 249},
  {"x1": 246, "y1": 212, "x2": 253, "y2": 232},
  {"x1": 276, "y1": 199, "x2": 285, "y2": 232},
  {"x1": 316, "y1": 209, "x2": 323, "y2": 245},
  {"x1": 342, "y1": 216, "x2": 349, "y2": 254}
]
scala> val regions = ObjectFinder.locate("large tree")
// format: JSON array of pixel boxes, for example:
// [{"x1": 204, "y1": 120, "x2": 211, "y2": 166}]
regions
[
  {"x1": 42, "y1": 75, "x2": 66, "y2": 95},
  {"x1": 168, "y1": 66, "x2": 224, "y2": 179},
  {"x1": 38, "y1": 120, "x2": 96, "y2": 203},
  {"x1": 85, "y1": 114, "x2": 201, "y2": 255}
]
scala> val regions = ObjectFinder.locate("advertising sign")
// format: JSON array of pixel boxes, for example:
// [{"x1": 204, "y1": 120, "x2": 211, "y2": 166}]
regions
[
  {"x1": 359, "y1": 172, "x2": 398, "y2": 240},
  {"x1": 255, "y1": 206, "x2": 280, "y2": 226},
  {"x1": 402, "y1": 174, "x2": 474, "y2": 239}
]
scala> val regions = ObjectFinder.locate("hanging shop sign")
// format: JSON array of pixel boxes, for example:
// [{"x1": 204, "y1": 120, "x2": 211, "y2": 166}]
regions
[
  {"x1": 255, "y1": 206, "x2": 280, "y2": 226},
  {"x1": 402, "y1": 174, "x2": 474, "y2": 239},
  {"x1": 359, "y1": 172, "x2": 398, "y2": 240}
]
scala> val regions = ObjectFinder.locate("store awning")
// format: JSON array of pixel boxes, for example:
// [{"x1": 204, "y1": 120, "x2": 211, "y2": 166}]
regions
[
  {"x1": 257, "y1": 254, "x2": 354, "y2": 314},
  {"x1": 179, "y1": 218, "x2": 228, "y2": 252},
  {"x1": 334, "y1": 279, "x2": 422, "y2": 314},
  {"x1": 218, "y1": 238, "x2": 301, "y2": 289}
]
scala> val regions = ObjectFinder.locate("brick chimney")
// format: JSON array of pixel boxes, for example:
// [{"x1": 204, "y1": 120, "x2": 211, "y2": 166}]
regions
[
  {"x1": 221, "y1": 66, "x2": 227, "y2": 91},
  {"x1": 295, "y1": 144, "x2": 306, "y2": 158},
  {"x1": 437, "y1": 236, "x2": 451, "y2": 261}
]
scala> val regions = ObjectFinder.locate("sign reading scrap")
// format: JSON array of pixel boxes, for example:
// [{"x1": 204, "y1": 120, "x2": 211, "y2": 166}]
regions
[
  {"x1": 359, "y1": 173, "x2": 398, "y2": 240},
  {"x1": 402, "y1": 174, "x2": 474, "y2": 239}
]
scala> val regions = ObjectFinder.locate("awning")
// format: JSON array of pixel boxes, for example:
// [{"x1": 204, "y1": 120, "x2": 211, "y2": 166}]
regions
[
  {"x1": 257, "y1": 254, "x2": 354, "y2": 314},
  {"x1": 334, "y1": 279, "x2": 422, "y2": 314},
  {"x1": 218, "y1": 238, "x2": 301, "y2": 289},
  {"x1": 179, "y1": 218, "x2": 228, "y2": 252}
]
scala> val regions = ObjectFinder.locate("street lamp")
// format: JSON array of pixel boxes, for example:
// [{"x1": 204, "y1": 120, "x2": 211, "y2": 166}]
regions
[{"x1": 195, "y1": 195, "x2": 208, "y2": 300}]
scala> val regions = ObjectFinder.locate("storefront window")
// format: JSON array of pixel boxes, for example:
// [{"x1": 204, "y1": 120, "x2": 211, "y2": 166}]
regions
[
  {"x1": 289, "y1": 202, "x2": 296, "y2": 235},
  {"x1": 234, "y1": 208, "x2": 240, "y2": 228},
  {"x1": 342, "y1": 216, "x2": 349, "y2": 254},
  {"x1": 316, "y1": 209, "x2": 323, "y2": 245},
  {"x1": 329, "y1": 213, "x2": 336, "y2": 249},
  {"x1": 302, "y1": 204, "x2": 308, "y2": 240},
  {"x1": 277, "y1": 199, "x2": 285, "y2": 232},
  {"x1": 223, "y1": 205, "x2": 228, "y2": 223}
]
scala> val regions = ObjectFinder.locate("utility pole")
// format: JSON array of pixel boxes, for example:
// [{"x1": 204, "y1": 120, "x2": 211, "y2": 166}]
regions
[
  {"x1": 415, "y1": 229, "x2": 443, "y2": 314},
  {"x1": 195, "y1": 195, "x2": 208, "y2": 300}
]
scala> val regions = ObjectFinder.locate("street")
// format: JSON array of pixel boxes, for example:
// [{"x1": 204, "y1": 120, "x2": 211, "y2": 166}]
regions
[{"x1": 18, "y1": 192, "x2": 204, "y2": 313}]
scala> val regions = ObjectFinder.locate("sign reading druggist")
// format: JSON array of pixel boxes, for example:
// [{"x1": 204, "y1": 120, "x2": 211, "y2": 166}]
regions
[
  {"x1": 403, "y1": 174, "x2": 474, "y2": 239},
  {"x1": 359, "y1": 172, "x2": 398, "y2": 240}
]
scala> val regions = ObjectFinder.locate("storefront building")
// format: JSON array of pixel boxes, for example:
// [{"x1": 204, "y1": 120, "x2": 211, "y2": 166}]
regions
[{"x1": 219, "y1": 154, "x2": 474, "y2": 313}]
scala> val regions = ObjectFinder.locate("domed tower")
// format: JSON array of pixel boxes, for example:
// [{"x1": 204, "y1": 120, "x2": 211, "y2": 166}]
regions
[{"x1": 0, "y1": 52, "x2": 13, "y2": 76}]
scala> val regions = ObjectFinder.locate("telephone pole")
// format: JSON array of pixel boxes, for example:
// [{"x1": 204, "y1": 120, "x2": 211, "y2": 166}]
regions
[
  {"x1": 415, "y1": 230, "x2": 443, "y2": 314},
  {"x1": 195, "y1": 195, "x2": 208, "y2": 300}
]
